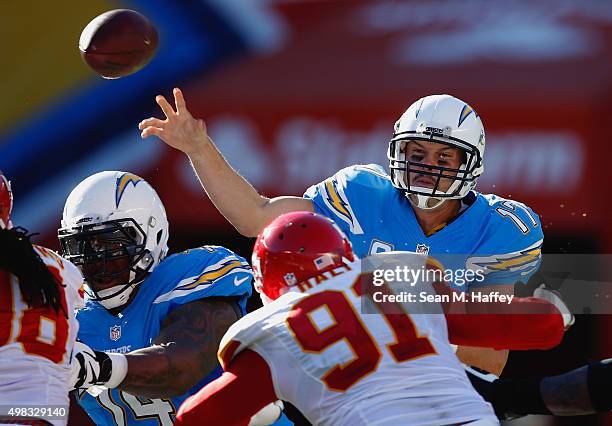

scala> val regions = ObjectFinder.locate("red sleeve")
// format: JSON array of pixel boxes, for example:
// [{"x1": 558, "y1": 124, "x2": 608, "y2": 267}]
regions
[
  {"x1": 175, "y1": 347, "x2": 277, "y2": 426},
  {"x1": 434, "y1": 283, "x2": 565, "y2": 350}
]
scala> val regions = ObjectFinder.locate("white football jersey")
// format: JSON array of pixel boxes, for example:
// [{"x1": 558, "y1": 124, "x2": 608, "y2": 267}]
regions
[
  {"x1": 219, "y1": 260, "x2": 498, "y2": 426},
  {"x1": 0, "y1": 245, "x2": 84, "y2": 426}
]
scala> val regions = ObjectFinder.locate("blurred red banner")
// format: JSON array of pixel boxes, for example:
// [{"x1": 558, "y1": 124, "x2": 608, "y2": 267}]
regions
[{"x1": 141, "y1": 0, "x2": 610, "y2": 241}]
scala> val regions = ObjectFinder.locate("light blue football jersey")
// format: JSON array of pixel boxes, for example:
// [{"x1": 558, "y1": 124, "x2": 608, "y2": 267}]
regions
[
  {"x1": 304, "y1": 164, "x2": 543, "y2": 290},
  {"x1": 76, "y1": 245, "x2": 253, "y2": 426}
]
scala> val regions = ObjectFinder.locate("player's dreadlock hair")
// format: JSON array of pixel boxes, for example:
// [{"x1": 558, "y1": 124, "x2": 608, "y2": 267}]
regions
[{"x1": 0, "y1": 227, "x2": 66, "y2": 317}]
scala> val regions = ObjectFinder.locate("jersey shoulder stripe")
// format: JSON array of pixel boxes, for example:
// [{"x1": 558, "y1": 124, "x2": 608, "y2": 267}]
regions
[
  {"x1": 153, "y1": 253, "x2": 251, "y2": 304},
  {"x1": 320, "y1": 175, "x2": 364, "y2": 235},
  {"x1": 310, "y1": 164, "x2": 390, "y2": 235},
  {"x1": 466, "y1": 238, "x2": 543, "y2": 277}
]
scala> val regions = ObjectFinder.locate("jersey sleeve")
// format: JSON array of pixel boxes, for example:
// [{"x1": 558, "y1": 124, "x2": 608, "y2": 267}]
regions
[
  {"x1": 433, "y1": 283, "x2": 564, "y2": 350},
  {"x1": 446, "y1": 310, "x2": 563, "y2": 350},
  {"x1": 303, "y1": 164, "x2": 389, "y2": 236},
  {"x1": 217, "y1": 308, "x2": 270, "y2": 369},
  {"x1": 466, "y1": 198, "x2": 544, "y2": 288},
  {"x1": 60, "y1": 258, "x2": 86, "y2": 310},
  {"x1": 216, "y1": 295, "x2": 297, "y2": 369},
  {"x1": 176, "y1": 349, "x2": 277, "y2": 426},
  {"x1": 152, "y1": 246, "x2": 253, "y2": 310}
]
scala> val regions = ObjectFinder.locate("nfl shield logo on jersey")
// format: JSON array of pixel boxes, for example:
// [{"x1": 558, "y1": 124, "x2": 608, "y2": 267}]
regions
[
  {"x1": 110, "y1": 325, "x2": 121, "y2": 341},
  {"x1": 416, "y1": 244, "x2": 430, "y2": 255}
]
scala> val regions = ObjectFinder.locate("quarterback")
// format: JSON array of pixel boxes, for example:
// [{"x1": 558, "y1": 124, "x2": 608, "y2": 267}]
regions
[
  {"x1": 59, "y1": 171, "x2": 253, "y2": 426},
  {"x1": 174, "y1": 212, "x2": 568, "y2": 426},
  {"x1": 140, "y1": 89, "x2": 541, "y2": 374},
  {"x1": 0, "y1": 171, "x2": 84, "y2": 426}
]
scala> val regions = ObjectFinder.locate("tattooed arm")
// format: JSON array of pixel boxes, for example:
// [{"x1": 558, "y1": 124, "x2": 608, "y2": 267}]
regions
[
  {"x1": 468, "y1": 360, "x2": 612, "y2": 419},
  {"x1": 118, "y1": 297, "x2": 240, "y2": 399},
  {"x1": 540, "y1": 366, "x2": 593, "y2": 415}
]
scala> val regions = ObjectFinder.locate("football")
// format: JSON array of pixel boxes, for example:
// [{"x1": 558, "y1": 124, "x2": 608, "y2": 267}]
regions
[{"x1": 79, "y1": 9, "x2": 158, "y2": 79}]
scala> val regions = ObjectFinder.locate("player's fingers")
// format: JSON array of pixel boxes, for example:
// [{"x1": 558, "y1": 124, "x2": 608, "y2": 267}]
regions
[
  {"x1": 174, "y1": 88, "x2": 188, "y2": 115},
  {"x1": 138, "y1": 117, "x2": 165, "y2": 130},
  {"x1": 140, "y1": 127, "x2": 164, "y2": 139},
  {"x1": 156, "y1": 95, "x2": 176, "y2": 118}
]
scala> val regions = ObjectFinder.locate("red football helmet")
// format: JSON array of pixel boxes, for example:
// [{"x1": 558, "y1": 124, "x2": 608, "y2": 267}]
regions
[
  {"x1": 252, "y1": 211, "x2": 355, "y2": 301},
  {"x1": 0, "y1": 171, "x2": 13, "y2": 229}
]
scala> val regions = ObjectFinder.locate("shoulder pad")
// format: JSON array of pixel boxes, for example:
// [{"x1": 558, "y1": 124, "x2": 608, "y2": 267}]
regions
[
  {"x1": 217, "y1": 292, "x2": 301, "y2": 368},
  {"x1": 34, "y1": 245, "x2": 84, "y2": 295},
  {"x1": 336, "y1": 164, "x2": 391, "y2": 188},
  {"x1": 467, "y1": 195, "x2": 544, "y2": 283},
  {"x1": 483, "y1": 195, "x2": 543, "y2": 238},
  {"x1": 152, "y1": 247, "x2": 252, "y2": 305},
  {"x1": 304, "y1": 164, "x2": 390, "y2": 235}
]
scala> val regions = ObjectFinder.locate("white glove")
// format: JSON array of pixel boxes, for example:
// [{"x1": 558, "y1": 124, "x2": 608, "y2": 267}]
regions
[
  {"x1": 249, "y1": 401, "x2": 284, "y2": 426},
  {"x1": 534, "y1": 284, "x2": 575, "y2": 330},
  {"x1": 69, "y1": 341, "x2": 128, "y2": 391}
]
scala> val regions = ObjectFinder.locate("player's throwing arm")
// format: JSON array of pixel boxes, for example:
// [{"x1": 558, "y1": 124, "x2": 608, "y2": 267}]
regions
[{"x1": 139, "y1": 88, "x2": 311, "y2": 236}]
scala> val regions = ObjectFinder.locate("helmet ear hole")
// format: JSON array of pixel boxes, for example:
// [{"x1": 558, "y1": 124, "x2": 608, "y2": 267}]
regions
[{"x1": 156, "y1": 229, "x2": 163, "y2": 244}]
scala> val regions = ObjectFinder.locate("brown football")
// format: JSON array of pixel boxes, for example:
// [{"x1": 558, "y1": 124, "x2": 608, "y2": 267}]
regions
[{"x1": 79, "y1": 9, "x2": 158, "y2": 79}]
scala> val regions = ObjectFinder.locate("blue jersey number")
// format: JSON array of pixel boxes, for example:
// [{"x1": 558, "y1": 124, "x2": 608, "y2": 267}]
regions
[
  {"x1": 495, "y1": 201, "x2": 538, "y2": 234},
  {"x1": 96, "y1": 389, "x2": 176, "y2": 425}
]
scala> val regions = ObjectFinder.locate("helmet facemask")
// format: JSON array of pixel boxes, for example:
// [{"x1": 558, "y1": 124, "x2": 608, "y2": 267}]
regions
[
  {"x1": 388, "y1": 130, "x2": 482, "y2": 210},
  {"x1": 388, "y1": 95, "x2": 486, "y2": 210},
  {"x1": 59, "y1": 218, "x2": 153, "y2": 309},
  {"x1": 59, "y1": 171, "x2": 170, "y2": 310}
]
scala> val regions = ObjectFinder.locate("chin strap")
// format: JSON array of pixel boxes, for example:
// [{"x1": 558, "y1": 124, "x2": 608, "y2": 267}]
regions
[
  {"x1": 92, "y1": 282, "x2": 139, "y2": 310},
  {"x1": 406, "y1": 192, "x2": 447, "y2": 210}
]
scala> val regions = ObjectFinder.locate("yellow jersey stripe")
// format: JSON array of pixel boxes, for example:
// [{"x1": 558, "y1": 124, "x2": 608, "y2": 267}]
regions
[
  {"x1": 325, "y1": 180, "x2": 351, "y2": 218},
  {"x1": 487, "y1": 249, "x2": 541, "y2": 271},
  {"x1": 180, "y1": 260, "x2": 244, "y2": 290}
]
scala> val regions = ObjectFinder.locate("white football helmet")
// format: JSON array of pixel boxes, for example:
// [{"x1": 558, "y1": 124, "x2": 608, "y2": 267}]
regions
[
  {"x1": 58, "y1": 171, "x2": 169, "y2": 309},
  {"x1": 388, "y1": 94, "x2": 486, "y2": 209}
]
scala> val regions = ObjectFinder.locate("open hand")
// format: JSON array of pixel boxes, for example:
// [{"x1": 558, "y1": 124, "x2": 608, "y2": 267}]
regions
[{"x1": 139, "y1": 87, "x2": 208, "y2": 156}]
